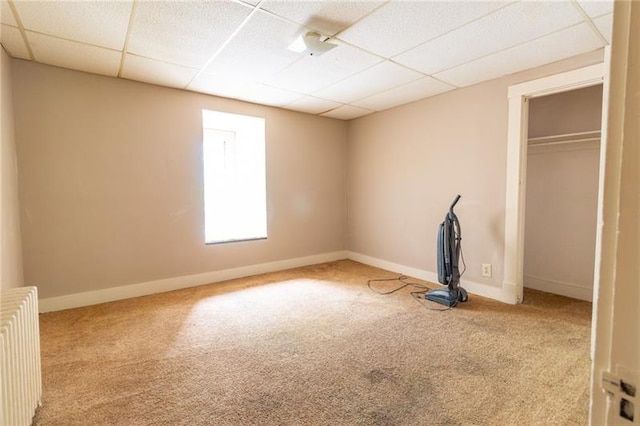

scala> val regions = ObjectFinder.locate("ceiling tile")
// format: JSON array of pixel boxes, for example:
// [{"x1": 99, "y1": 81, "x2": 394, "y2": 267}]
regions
[
  {"x1": 266, "y1": 41, "x2": 381, "y2": 94},
  {"x1": 204, "y1": 10, "x2": 302, "y2": 82},
  {"x1": 1, "y1": 1, "x2": 16, "y2": 26},
  {"x1": 3, "y1": 1, "x2": 614, "y2": 116},
  {"x1": 283, "y1": 96, "x2": 341, "y2": 115},
  {"x1": 337, "y1": 1, "x2": 507, "y2": 58},
  {"x1": 1, "y1": 24, "x2": 29, "y2": 60},
  {"x1": 28, "y1": 32, "x2": 120, "y2": 77},
  {"x1": 128, "y1": 1, "x2": 252, "y2": 69},
  {"x1": 593, "y1": 13, "x2": 613, "y2": 43},
  {"x1": 121, "y1": 54, "x2": 198, "y2": 89},
  {"x1": 13, "y1": 1, "x2": 132, "y2": 50},
  {"x1": 351, "y1": 77, "x2": 455, "y2": 111},
  {"x1": 576, "y1": 0, "x2": 614, "y2": 18},
  {"x1": 260, "y1": 1, "x2": 383, "y2": 36},
  {"x1": 313, "y1": 61, "x2": 423, "y2": 104},
  {"x1": 320, "y1": 105, "x2": 372, "y2": 120},
  {"x1": 434, "y1": 23, "x2": 604, "y2": 88},
  {"x1": 394, "y1": 1, "x2": 583, "y2": 75},
  {"x1": 189, "y1": 72, "x2": 302, "y2": 107}
]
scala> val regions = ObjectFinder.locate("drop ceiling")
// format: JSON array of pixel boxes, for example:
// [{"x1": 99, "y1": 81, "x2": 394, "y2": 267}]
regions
[{"x1": 1, "y1": 0, "x2": 612, "y2": 120}]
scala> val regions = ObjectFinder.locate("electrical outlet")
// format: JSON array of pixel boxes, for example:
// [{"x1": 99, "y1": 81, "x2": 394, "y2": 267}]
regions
[{"x1": 482, "y1": 263, "x2": 492, "y2": 278}]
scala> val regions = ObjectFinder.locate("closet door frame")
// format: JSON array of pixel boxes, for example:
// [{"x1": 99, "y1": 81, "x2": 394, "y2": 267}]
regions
[{"x1": 503, "y1": 62, "x2": 605, "y2": 305}]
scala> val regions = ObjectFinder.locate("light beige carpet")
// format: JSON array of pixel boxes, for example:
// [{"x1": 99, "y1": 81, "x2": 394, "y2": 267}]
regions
[{"x1": 34, "y1": 260, "x2": 592, "y2": 425}]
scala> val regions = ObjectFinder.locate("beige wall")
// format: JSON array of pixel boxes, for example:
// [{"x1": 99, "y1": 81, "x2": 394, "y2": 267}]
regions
[
  {"x1": 524, "y1": 144, "x2": 600, "y2": 300},
  {"x1": 1, "y1": 48, "x2": 24, "y2": 290},
  {"x1": 347, "y1": 49, "x2": 604, "y2": 289},
  {"x1": 528, "y1": 84, "x2": 603, "y2": 138},
  {"x1": 12, "y1": 60, "x2": 347, "y2": 298},
  {"x1": 524, "y1": 86, "x2": 602, "y2": 301}
]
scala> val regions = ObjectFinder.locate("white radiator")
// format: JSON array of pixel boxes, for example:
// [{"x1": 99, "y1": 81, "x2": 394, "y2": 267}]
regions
[{"x1": 1, "y1": 286, "x2": 42, "y2": 426}]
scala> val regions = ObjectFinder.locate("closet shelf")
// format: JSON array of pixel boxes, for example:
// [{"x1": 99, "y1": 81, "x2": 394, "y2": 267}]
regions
[{"x1": 528, "y1": 130, "x2": 601, "y2": 146}]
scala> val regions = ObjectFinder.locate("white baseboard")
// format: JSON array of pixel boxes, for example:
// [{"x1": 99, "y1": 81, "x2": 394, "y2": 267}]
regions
[
  {"x1": 524, "y1": 274, "x2": 593, "y2": 302},
  {"x1": 346, "y1": 251, "x2": 511, "y2": 303},
  {"x1": 39, "y1": 251, "x2": 348, "y2": 312},
  {"x1": 39, "y1": 249, "x2": 522, "y2": 312}
]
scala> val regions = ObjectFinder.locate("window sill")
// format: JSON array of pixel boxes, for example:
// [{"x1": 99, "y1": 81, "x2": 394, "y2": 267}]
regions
[{"x1": 205, "y1": 237, "x2": 267, "y2": 246}]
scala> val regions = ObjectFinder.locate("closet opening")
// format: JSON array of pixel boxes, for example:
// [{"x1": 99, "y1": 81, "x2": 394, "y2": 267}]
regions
[
  {"x1": 523, "y1": 85, "x2": 603, "y2": 301},
  {"x1": 503, "y1": 62, "x2": 606, "y2": 305}
]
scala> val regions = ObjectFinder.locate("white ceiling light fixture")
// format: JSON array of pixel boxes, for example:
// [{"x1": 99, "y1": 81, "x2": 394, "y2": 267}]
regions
[{"x1": 287, "y1": 32, "x2": 338, "y2": 57}]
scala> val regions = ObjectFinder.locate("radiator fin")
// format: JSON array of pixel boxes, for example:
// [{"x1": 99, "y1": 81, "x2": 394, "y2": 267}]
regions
[{"x1": 1, "y1": 286, "x2": 42, "y2": 426}]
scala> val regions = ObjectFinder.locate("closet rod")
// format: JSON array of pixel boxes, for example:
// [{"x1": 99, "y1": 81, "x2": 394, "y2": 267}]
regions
[
  {"x1": 528, "y1": 130, "x2": 601, "y2": 147},
  {"x1": 529, "y1": 137, "x2": 601, "y2": 147}
]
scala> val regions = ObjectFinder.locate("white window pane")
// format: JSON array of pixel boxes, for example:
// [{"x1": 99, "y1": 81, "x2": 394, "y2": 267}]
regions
[{"x1": 202, "y1": 110, "x2": 267, "y2": 244}]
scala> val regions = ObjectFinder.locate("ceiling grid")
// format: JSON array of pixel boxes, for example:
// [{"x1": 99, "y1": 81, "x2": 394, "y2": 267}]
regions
[
  {"x1": 117, "y1": 1, "x2": 139, "y2": 78},
  {"x1": 0, "y1": 0, "x2": 613, "y2": 120},
  {"x1": 5, "y1": 0, "x2": 33, "y2": 60}
]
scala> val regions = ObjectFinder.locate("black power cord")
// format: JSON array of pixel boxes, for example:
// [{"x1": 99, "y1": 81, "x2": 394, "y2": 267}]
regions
[
  {"x1": 367, "y1": 276, "x2": 452, "y2": 311},
  {"x1": 367, "y1": 275, "x2": 428, "y2": 294}
]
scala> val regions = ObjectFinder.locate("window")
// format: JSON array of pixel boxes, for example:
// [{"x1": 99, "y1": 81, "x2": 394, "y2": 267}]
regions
[{"x1": 202, "y1": 110, "x2": 267, "y2": 244}]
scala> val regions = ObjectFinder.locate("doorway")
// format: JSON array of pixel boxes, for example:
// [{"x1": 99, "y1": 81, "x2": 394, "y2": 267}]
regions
[
  {"x1": 502, "y1": 62, "x2": 606, "y2": 305},
  {"x1": 523, "y1": 85, "x2": 603, "y2": 301}
]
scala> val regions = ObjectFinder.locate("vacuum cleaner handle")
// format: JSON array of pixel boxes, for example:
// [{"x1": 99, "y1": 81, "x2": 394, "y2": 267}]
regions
[{"x1": 449, "y1": 194, "x2": 461, "y2": 212}]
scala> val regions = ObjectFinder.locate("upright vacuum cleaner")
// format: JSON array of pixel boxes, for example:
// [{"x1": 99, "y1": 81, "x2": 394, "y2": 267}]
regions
[{"x1": 425, "y1": 194, "x2": 468, "y2": 307}]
